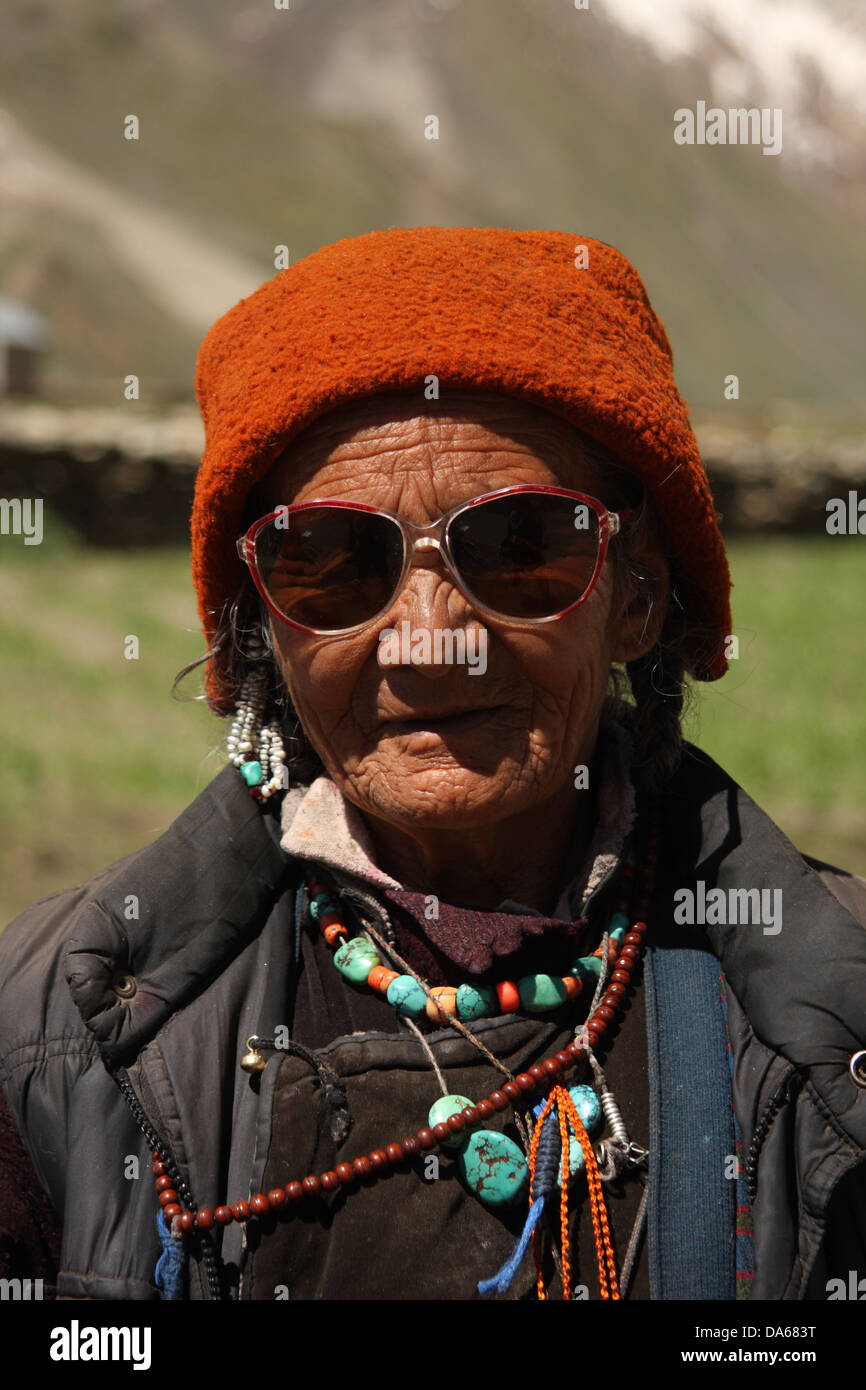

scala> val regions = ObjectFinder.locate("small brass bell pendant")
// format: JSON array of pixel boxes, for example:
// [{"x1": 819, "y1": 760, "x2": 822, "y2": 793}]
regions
[{"x1": 240, "y1": 1036, "x2": 266, "y2": 1074}]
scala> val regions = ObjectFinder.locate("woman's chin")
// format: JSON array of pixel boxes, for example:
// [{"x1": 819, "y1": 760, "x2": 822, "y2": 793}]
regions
[{"x1": 344, "y1": 759, "x2": 542, "y2": 833}]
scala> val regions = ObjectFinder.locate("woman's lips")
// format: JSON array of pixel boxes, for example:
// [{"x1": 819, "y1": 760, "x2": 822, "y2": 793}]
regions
[{"x1": 379, "y1": 706, "x2": 504, "y2": 738}]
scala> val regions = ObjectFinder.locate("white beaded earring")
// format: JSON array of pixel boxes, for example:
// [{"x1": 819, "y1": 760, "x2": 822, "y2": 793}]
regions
[{"x1": 226, "y1": 660, "x2": 288, "y2": 802}]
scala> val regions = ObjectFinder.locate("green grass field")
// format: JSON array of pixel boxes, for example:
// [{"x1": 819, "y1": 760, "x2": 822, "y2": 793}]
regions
[
  {"x1": 683, "y1": 537, "x2": 866, "y2": 876},
  {"x1": 1, "y1": 529, "x2": 863, "y2": 925}
]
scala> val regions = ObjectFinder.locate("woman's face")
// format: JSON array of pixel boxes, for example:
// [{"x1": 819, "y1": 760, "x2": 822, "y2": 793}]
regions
[{"x1": 257, "y1": 391, "x2": 664, "y2": 834}]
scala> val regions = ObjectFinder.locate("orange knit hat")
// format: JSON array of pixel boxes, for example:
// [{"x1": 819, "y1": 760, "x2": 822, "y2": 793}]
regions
[{"x1": 193, "y1": 226, "x2": 730, "y2": 711}]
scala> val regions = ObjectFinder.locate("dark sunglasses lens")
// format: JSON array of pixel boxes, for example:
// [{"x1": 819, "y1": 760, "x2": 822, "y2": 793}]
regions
[
  {"x1": 254, "y1": 507, "x2": 403, "y2": 630},
  {"x1": 450, "y1": 493, "x2": 600, "y2": 618}
]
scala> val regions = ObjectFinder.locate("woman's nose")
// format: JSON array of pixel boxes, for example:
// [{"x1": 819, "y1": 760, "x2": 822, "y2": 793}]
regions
[{"x1": 375, "y1": 546, "x2": 486, "y2": 675}]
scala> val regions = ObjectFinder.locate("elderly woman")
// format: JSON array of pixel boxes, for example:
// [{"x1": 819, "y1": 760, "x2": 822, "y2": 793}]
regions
[{"x1": 1, "y1": 228, "x2": 864, "y2": 1304}]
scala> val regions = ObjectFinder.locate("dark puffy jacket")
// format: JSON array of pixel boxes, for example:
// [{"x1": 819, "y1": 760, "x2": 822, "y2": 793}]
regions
[{"x1": 0, "y1": 747, "x2": 864, "y2": 1299}]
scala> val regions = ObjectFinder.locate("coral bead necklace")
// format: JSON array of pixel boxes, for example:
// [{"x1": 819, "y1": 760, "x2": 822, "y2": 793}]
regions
[{"x1": 309, "y1": 867, "x2": 634, "y2": 1024}]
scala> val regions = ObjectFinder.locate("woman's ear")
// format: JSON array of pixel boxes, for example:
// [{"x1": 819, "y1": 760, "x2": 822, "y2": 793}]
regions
[{"x1": 611, "y1": 533, "x2": 670, "y2": 664}]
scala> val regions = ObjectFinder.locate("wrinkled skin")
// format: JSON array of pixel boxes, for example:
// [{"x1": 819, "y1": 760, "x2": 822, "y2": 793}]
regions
[{"x1": 256, "y1": 391, "x2": 668, "y2": 911}]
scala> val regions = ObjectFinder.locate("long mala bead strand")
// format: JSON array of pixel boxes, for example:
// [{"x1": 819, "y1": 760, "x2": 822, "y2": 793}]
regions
[
  {"x1": 157, "y1": 939, "x2": 647, "y2": 1234},
  {"x1": 153, "y1": 820, "x2": 661, "y2": 1238},
  {"x1": 156, "y1": 1033, "x2": 596, "y2": 1231}
]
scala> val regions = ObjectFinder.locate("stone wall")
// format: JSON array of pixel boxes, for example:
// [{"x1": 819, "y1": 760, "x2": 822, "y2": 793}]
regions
[{"x1": 1, "y1": 406, "x2": 863, "y2": 544}]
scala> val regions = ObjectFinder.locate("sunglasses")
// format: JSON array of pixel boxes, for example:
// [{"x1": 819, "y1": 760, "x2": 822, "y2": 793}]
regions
[{"x1": 236, "y1": 485, "x2": 632, "y2": 636}]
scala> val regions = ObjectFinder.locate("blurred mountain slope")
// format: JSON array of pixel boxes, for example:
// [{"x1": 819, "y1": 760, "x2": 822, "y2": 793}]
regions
[{"x1": 0, "y1": 0, "x2": 863, "y2": 409}]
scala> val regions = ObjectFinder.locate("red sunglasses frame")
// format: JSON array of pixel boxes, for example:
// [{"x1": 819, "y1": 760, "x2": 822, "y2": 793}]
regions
[{"x1": 235, "y1": 484, "x2": 633, "y2": 636}]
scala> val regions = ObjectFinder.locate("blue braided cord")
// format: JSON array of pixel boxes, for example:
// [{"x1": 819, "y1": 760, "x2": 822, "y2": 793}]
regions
[
  {"x1": 477, "y1": 1197, "x2": 546, "y2": 1295},
  {"x1": 531, "y1": 1105, "x2": 563, "y2": 1202},
  {"x1": 155, "y1": 1208, "x2": 186, "y2": 1301},
  {"x1": 478, "y1": 1104, "x2": 563, "y2": 1296}
]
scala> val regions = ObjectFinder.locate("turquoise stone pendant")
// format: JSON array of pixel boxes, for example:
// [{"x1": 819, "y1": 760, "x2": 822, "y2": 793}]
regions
[
  {"x1": 569, "y1": 1084, "x2": 602, "y2": 1133},
  {"x1": 517, "y1": 973, "x2": 569, "y2": 1013},
  {"x1": 428, "y1": 1094, "x2": 475, "y2": 1150},
  {"x1": 333, "y1": 936, "x2": 380, "y2": 983},
  {"x1": 455, "y1": 983, "x2": 496, "y2": 1021},
  {"x1": 457, "y1": 1130, "x2": 529, "y2": 1207},
  {"x1": 570, "y1": 955, "x2": 601, "y2": 987},
  {"x1": 385, "y1": 974, "x2": 428, "y2": 1018},
  {"x1": 240, "y1": 760, "x2": 263, "y2": 787},
  {"x1": 559, "y1": 1084, "x2": 603, "y2": 1180},
  {"x1": 608, "y1": 911, "x2": 630, "y2": 941},
  {"x1": 428, "y1": 1097, "x2": 528, "y2": 1206}
]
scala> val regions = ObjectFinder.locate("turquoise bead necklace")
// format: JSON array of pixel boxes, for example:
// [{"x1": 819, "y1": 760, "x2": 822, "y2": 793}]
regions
[
  {"x1": 304, "y1": 833, "x2": 655, "y2": 1231},
  {"x1": 308, "y1": 864, "x2": 637, "y2": 1025}
]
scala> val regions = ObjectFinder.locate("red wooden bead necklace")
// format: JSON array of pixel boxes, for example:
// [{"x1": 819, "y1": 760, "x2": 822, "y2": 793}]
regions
[{"x1": 151, "y1": 830, "x2": 657, "y2": 1237}]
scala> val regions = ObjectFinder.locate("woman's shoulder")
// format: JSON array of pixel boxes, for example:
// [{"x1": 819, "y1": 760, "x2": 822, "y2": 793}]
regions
[
  {"x1": 0, "y1": 805, "x2": 188, "y2": 972},
  {"x1": 0, "y1": 852, "x2": 144, "y2": 1063},
  {"x1": 0, "y1": 762, "x2": 294, "y2": 1066},
  {"x1": 668, "y1": 742, "x2": 866, "y2": 945},
  {"x1": 0, "y1": 764, "x2": 254, "y2": 964},
  {"x1": 0, "y1": 770, "x2": 228, "y2": 1039},
  {"x1": 800, "y1": 855, "x2": 866, "y2": 930}
]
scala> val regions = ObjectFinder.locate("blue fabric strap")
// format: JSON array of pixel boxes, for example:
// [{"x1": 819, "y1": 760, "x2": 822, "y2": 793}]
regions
[
  {"x1": 155, "y1": 1208, "x2": 186, "y2": 1300},
  {"x1": 644, "y1": 943, "x2": 737, "y2": 1299},
  {"x1": 720, "y1": 976, "x2": 756, "y2": 1297}
]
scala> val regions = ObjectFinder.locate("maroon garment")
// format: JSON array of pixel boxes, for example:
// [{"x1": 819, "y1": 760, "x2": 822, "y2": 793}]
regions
[
  {"x1": 289, "y1": 875, "x2": 605, "y2": 1045},
  {"x1": 381, "y1": 884, "x2": 590, "y2": 984},
  {"x1": 0, "y1": 1083, "x2": 62, "y2": 1288}
]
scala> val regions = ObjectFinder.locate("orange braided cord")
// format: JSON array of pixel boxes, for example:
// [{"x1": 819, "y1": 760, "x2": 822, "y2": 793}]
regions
[
  {"x1": 554, "y1": 1088, "x2": 573, "y2": 1300},
  {"x1": 529, "y1": 1092, "x2": 555, "y2": 1300},
  {"x1": 559, "y1": 1088, "x2": 620, "y2": 1300}
]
